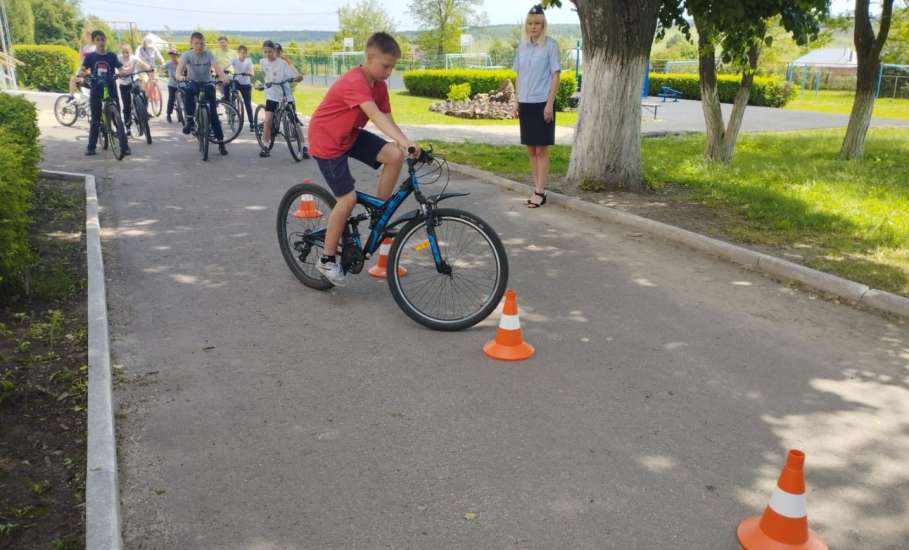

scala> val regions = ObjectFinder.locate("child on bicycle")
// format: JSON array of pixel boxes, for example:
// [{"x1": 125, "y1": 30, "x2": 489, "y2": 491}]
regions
[
  {"x1": 307, "y1": 32, "x2": 420, "y2": 286},
  {"x1": 229, "y1": 45, "x2": 255, "y2": 132},
  {"x1": 117, "y1": 44, "x2": 150, "y2": 138},
  {"x1": 164, "y1": 49, "x2": 181, "y2": 123},
  {"x1": 176, "y1": 32, "x2": 229, "y2": 156},
  {"x1": 79, "y1": 30, "x2": 130, "y2": 156},
  {"x1": 258, "y1": 40, "x2": 303, "y2": 158}
]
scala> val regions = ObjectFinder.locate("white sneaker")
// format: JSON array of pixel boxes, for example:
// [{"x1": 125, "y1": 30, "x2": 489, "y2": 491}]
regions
[{"x1": 317, "y1": 259, "x2": 347, "y2": 287}]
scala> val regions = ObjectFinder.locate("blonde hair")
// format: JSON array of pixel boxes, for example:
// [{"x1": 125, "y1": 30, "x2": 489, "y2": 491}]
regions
[
  {"x1": 120, "y1": 43, "x2": 132, "y2": 54},
  {"x1": 522, "y1": 13, "x2": 548, "y2": 45}
]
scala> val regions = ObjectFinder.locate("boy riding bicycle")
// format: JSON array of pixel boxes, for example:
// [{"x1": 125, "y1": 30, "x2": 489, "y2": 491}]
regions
[
  {"x1": 176, "y1": 32, "x2": 229, "y2": 156},
  {"x1": 79, "y1": 30, "x2": 130, "y2": 156},
  {"x1": 307, "y1": 32, "x2": 420, "y2": 286}
]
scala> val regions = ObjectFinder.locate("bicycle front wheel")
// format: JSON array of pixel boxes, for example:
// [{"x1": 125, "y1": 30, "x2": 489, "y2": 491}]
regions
[
  {"x1": 106, "y1": 104, "x2": 127, "y2": 161},
  {"x1": 148, "y1": 82, "x2": 162, "y2": 117},
  {"x1": 283, "y1": 111, "x2": 305, "y2": 162},
  {"x1": 253, "y1": 105, "x2": 275, "y2": 151},
  {"x1": 387, "y1": 208, "x2": 508, "y2": 331},
  {"x1": 134, "y1": 98, "x2": 152, "y2": 144},
  {"x1": 232, "y1": 95, "x2": 245, "y2": 130},
  {"x1": 175, "y1": 90, "x2": 185, "y2": 124},
  {"x1": 276, "y1": 183, "x2": 336, "y2": 290},
  {"x1": 198, "y1": 106, "x2": 209, "y2": 161},
  {"x1": 213, "y1": 100, "x2": 241, "y2": 144},
  {"x1": 54, "y1": 95, "x2": 78, "y2": 126}
]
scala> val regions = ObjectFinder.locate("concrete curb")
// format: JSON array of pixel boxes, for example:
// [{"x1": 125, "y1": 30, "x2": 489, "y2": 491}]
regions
[
  {"x1": 42, "y1": 170, "x2": 123, "y2": 550},
  {"x1": 447, "y1": 161, "x2": 909, "y2": 319}
]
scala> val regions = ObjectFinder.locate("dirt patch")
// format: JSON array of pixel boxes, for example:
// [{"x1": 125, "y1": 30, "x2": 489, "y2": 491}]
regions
[{"x1": 0, "y1": 178, "x2": 87, "y2": 549}]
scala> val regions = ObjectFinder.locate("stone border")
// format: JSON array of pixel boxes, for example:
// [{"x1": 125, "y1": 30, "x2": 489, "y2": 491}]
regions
[
  {"x1": 448, "y1": 162, "x2": 909, "y2": 319},
  {"x1": 42, "y1": 170, "x2": 123, "y2": 550}
]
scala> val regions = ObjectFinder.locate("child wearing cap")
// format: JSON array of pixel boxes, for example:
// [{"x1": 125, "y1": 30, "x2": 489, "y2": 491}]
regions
[{"x1": 164, "y1": 49, "x2": 181, "y2": 123}]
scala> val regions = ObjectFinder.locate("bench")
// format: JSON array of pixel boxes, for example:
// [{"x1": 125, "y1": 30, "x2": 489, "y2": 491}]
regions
[
  {"x1": 641, "y1": 102, "x2": 660, "y2": 120},
  {"x1": 657, "y1": 86, "x2": 682, "y2": 102}
]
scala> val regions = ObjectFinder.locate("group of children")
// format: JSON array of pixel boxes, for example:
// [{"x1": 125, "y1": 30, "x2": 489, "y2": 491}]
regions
[{"x1": 76, "y1": 29, "x2": 420, "y2": 286}]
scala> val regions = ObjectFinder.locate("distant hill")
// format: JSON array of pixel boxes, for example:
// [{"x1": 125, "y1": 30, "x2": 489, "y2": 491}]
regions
[{"x1": 154, "y1": 30, "x2": 336, "y2": 44}]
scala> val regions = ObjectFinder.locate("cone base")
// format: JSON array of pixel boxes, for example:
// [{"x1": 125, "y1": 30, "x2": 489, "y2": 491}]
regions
[
  {"x1": 737, "y1": 517, "x2": 827, "y2": 550},
  {"x1": 483, "y1": 340, "x2": 535, "y2": 361},
  {"x1": 368, "y1": 266, "x2": 407, "y2": 279},
  {"x1": 293, "y1": 210, "x2": 323, "y2": 220}
]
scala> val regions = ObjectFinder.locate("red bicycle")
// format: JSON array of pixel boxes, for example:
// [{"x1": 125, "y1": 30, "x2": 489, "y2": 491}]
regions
[{"x1": 144, "y1": 72, "x2": 163, "y2": 117}]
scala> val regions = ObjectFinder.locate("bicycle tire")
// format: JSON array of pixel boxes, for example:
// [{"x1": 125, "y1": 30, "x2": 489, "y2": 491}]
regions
[
  {"x1": 134, "y1": 98, "x2": 152, "y2": 144},
  {"x1": 276, "y1": 183, "x2": 336, "y2": 290},
  {"x1": 175, "y1": 90, "x2": 185, "y2": 124},
  {"x1": 212, "y1": 100, "x2": 241, "y2": 144},
  {"x1": 54, "y1": 95, "x2": 78, "y2": 126},
  {"x1": 232, "y1": 95, "x2": 245, "y2": 130},
  {"x1": 387, "y1": 208, "x2": 509, "y2": 331},
  {"x1": 198, "y1": 106, "x2": 209, "y2": 161},
  {"x1": 253, "y1": 105, "x2": 275, "y2": 151},
  {"x1": 107, "y1": 104, "x2": 127, "y2": 161},
  {"x1": 284, "y1": 111, "x2": 305, "y2": 162},
  {"x1": 148, "y1": 82, "x2": 162, "y2": 117}
]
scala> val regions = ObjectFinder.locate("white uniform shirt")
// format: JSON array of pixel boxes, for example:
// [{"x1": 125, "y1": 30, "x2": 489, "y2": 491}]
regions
[
  {"x1": 260, "y1": 57, "x2": 298, "y2": 102},
  {"x1": 117, "y1": 55, "x2": 143, "y2": 86}
]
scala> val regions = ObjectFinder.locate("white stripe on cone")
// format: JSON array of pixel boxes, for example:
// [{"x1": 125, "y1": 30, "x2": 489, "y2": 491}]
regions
[
  {"x1": 767, "y1": 487, "x2": 808, "y2": 519},
  {"x1": 301, "y1": 194, "x2": 314, "y2": 202},
  {"x1": 499, "y1": 314, "x2": 521, "y2": 330},
  {"x1": 378, "y1": 243, "x2": 391, "y2": 255}
]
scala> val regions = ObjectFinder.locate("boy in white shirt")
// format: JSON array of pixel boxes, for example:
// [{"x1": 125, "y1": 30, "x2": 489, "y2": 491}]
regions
[
  {"x1": 258, "y1": 39, "x2": 303, "y2": 157},
  {"x1": 229, "y1": 45, "x2": 255, "y2": 131}
]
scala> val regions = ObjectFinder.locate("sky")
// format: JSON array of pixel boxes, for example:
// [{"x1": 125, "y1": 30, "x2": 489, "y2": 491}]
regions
[{"x1": 80, "y1": 0, "x2": 859, "y2": 33}]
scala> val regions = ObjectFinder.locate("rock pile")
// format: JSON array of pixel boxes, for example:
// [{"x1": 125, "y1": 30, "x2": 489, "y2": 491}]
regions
[{"x1": 430, "y1": 80, "x2": 517, "y2": 120}]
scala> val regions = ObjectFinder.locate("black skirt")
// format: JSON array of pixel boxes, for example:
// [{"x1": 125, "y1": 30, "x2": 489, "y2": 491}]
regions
[{"x1": 518, "y1": 102, "x2": 555, "y2": 146}]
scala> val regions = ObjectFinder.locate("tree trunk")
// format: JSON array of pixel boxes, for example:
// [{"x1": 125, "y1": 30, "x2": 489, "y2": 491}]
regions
[
  {"x1": 697, "y1": 19, "x2": 760, "y2": 164},
  {"x1": 696, "y1": 23, "x2": 726, "y2": 161},
  {"x1": 567, "y1": 0, "x2": 660, "y2": 192},
  {"x1": 839, "y1": 0, "x2": 895, "y2": 160}
]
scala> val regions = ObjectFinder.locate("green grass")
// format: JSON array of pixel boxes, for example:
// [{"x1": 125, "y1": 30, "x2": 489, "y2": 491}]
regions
[
  {"x1": 427, "y1": 128, "x2": 909, "y2": 296},
  {"x1": 786, "y1": 90, "x2": 909, "y2": 120},
  {"x1": 252, "y1": 86, "x2": 578, "y2": 127}
]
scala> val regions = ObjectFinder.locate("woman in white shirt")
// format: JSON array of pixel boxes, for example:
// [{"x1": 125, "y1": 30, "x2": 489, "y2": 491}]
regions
[
  {"x1": 117, "y1": 44, "x2": 150, "y2": 136},
  {"x1": 258, "y1": 40, "x2": 303, "y2": 157},
  {"x1": 229, "y1": 45, "x2": 255, "y2": 131}
]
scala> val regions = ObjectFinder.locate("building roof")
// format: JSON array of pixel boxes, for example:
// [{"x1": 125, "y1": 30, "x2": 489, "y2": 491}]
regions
[{"x1": 791, "y1": 48, "x2": 857, "y2": 67}]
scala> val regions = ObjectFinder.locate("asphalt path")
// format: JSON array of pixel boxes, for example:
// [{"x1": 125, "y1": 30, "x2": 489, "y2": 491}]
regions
[{"x1": 30, "y1": 93, "x2": 909, "y2": 549}]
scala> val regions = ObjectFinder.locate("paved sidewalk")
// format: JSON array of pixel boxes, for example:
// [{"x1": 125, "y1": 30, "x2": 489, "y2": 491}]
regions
[{"x1": 31, "y1": 94, "x2": 909, "y2": 549}]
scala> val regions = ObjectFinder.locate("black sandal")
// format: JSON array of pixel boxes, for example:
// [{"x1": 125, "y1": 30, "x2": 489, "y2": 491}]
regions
[{"x1": 526, "y1": 191, "x2": 547, "y2": 208}]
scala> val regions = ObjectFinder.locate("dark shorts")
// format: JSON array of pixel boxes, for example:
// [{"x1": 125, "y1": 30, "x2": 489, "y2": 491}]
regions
[
  {"x1": 313, "y1": 130, "x2": 388, "y2": 197},
  {"x1": 264, "y1": 99, "x2": 279, "y2": 113},
  {"x1": 519, "y1": 102, "x2": 556, "y2": 146}
]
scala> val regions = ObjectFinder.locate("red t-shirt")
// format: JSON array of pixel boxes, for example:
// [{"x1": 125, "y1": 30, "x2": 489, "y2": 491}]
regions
[{"x1": 308, "y1": 67, "x2": 391, "y2": 159}]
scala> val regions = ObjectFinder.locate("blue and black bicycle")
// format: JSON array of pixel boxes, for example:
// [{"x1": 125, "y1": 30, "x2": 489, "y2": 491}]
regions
[{"x1": 276, "y1": 147, "x2": 508, "y2": 331}]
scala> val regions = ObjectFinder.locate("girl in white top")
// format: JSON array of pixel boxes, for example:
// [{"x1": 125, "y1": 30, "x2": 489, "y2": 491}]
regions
[
  {"x1": 258, "y1": 40, "x2": 303, "y2": 157},
  {"x1": 229, "y1": 45, "x2": 255, "y2": 130},
  {"x1": 117, "y1": 44, "x2": 150, "y2": 134}
]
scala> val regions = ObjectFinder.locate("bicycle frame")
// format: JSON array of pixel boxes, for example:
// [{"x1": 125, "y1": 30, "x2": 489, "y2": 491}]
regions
[{"x1": 302, "y1": 155, "x2": 468, "y2": 272}]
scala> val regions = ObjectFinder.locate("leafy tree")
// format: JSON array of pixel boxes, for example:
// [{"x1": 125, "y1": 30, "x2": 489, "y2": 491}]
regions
[
  {"x1": 542, "y1": 0, "x2": 686, "y2": 192},
  {"x1": 32, "y1": 0, "x2": 82, "y2": 47},
  {"x1": 689, "y1": 0, "x2": 828, "y2": 162},
  {"x1": 840, "y1": 0, "x2": 896, "y2": 160},
  {"x1": 7, "y1": 0, "x2": 34, "y2": 44},
  {"x1": 335, "y1": 0, "x2": 396, "y2": 50},
  {"x1": 81, "y1": 15, "x2": 112, "y2": 45},
  {"x1": 410, "y1": 0, "x2": 483, "y2": 56},
  {"x1": 882, "y1": 6, "x2": 909, "y2": 64}
]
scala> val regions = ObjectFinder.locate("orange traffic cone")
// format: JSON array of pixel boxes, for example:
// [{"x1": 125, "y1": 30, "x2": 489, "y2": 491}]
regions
[
  {"x1": 292, "y1": 193, "x2": 322, "y2": 219},
  {"x1": 368, "y1": 237, "x2": 406, "y2": 279},
  {"x1": 483, "y1": 289, "x2": 535, "y2": 361},
  {"x1": 737, "y1": 450, "x2": 827, "y2": 550}
]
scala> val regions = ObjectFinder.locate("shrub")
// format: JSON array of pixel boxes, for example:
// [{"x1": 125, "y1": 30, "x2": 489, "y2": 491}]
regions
[
  {"x1": 647, "y1": 72, "x2": 795, "y2": 107},
  {"x1": 0, "y1": 94, "x2": 41, "y2": 289},
  {"x1": 12, "y1": 44, "x2": 79, "y2": 92},
  {"x1": 403, "y1": 69, "x2": 577, "y2": 111},
  {"x1": 447, "y1": 82, "x2": 471, "y2": 101}
]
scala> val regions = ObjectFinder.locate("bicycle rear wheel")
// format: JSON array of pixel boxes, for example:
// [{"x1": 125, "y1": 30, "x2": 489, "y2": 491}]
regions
[
  {"x1": 232, "y1": 95, "x2": 245, "y2": 130},
  {"x1": 276, "y1": 183, "x2": 336, "y2": 290},
  {"x1": 198, "y1": 106, "x2": 210, "y2": 161},
  {"x1": 213, "y1": 100, "x2": 241, "y2": 144},
  {"x1": 54, "y1": 95, "x2": 78, "y2": 126},
  {"x1": 253, "y1": 105, "x2": 275, "y2": 151},
  {"x1": 387, "y1": 208, "x2": 508, "y2": 331},
  {"x1": 283, "y1": 111, "x2": 305, "y2": 162},
  {"x1": 106, "y1": 104, "x2": 127, "y2": 161}
]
